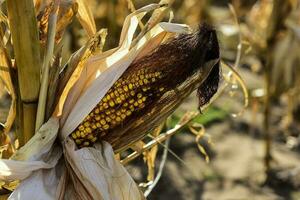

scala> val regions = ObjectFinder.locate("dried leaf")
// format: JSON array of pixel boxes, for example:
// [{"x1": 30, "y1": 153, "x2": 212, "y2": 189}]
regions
[
  {"x1": 37, "y1": 0, "x2": 78, "y2": 45},
  {"x1": 75, "y1": 0, "x2": 96, "y2": 37}
]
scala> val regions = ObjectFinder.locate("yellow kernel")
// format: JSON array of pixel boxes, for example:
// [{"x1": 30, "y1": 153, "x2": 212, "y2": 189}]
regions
[
  {"x1": 124, "y1": 102, "x2": 128, "y2": 107},
  {"x1": 152, "y1": 77, "x2": 156, "y2": 82},
  {"x1": 103, "y1": 103, "x2": 109, "y2": 109},
  {"x1": 87, "y1": 134, "x2": 93, "y2": 140},
  {"x1": 105, "y1": 110, "x2": 111, "y2": 115},
  {"x1": 103, "y1": 124, "x2": 109, "y2": 130},
  {"x1": 129, "y1": 99, "x2": 134, "y2": 104},
  {"x1": 96, "y1": 122, "x2": 101, "y2": 128},
  {"x1": 100, "y1": 119, "x2": 106, "y2": 125},
  {"x1": 142, "y1": 97, "x2": 147, "y2": 102},
  {"x1": 78, "y1": 125, "x2": 84, "y2": 131},
  {"x1": 121, "y1": 114, "x2": 126, "y2": 119},
  {"x1": 91, "y1": 137, "x2": 97, "y2": 142},
  {"x1": 86, "y1": 127, "x2": 92, "y2": 133},
  {"x1": 102, "y1": 97, "x2": 107, "y2": 102},
  {"x1": 140, "y1": 75, "x2": 144, "y2": 79},
  {"x1": 71, "y1": 132, "x2": 77, "y2": 139},
  {"x1": 114, "y1": 90, "x2": 119, "y2": 96},
  {"x1": 117, "y1": 88, "x2": 123, "y2": 93},
  {"x1": 120, "y1": 94, "x2": 126, "y2": 101},
  {"x1": 159, "y1": 87, "x2": 164, "y2": 91},
  {"x1": 139, "y1": 80, "x2": 143, "y2": 85},
  {"x1": 106, "y1": 94, "x2": 111, "y2": 100},
  {"x1": 134, "y1": 102, "x2": 139, "y2": 107},
  {"x1": 76, "y1": 131, "x2": 81, "y2": 137},
  {"x1": 109, "y1": 101, "x2": 115, "y2": 107},
  {"x1": 111, "y1": 114, "x2": 116, "y2": 119},
  {"x1": 116, "y1": 116, "x2": 121, "y2": 122},
  {"x1": 84, "y1": 122, "x2": 90, "y2": 127},
  {"x1": 105, "y1": 117, "x2": 111, "y2": 122},
  {"x1": 138, "y1": 99, "x2": 143, "y2": 104},
  {"x1": 139, "y1": 103, "x2": 145, "y2": 108},
  {"x1": 128, "y1": 83, "x2": 133, "y2": 90},
  {"x1": 92, "y1": 125, "x2": 97, "y2": 129},
  {"x1": 83, "y1": 141, "x2": 90, "y2": 146},
  {"x1": 95, "y1": 116, "x2": 101, "y2": 121},
  {"x1": 142, "y1": 87, "x2": 148, "y2": 92},
  {"x1": 137, "y1": 93, "x2": 142, "y2": 98},
  {"x1": 126, "y1": 110, "x2": 132, "y2": 116},
  {"x1": 116, "y1": 111, "x2": 121, "y2": 116},
  {"x1": 130, "y1": 91, "x2": 135, "y2": 96},
  {"x1": 116, "y1": 97, "x2": 122, "y2": 104},
  {"x1": 143, "y1": 79, "x2": 149, "y2": 84},
  {"x1": 123, "y1": 85, "x2": 128, "y2": 92},
  {"x1": 110, "y1": 92, "x2": 115, "y2": 98},
  {"x1": 80, "y1": 132, "x2": 85, "y2": 137},
  {"x1": 121, "y1": 108, "x2": 126, "y2": 113},
  {"x1": 99, "y1": 106, "x2": 103, "y2": 111},
  {"x1": 155, "y1": 72, "x2": 160, "y2": 76},
  {"x1": 130, "y1": 105, "x2": 135, "y2": 111},
  {"x1": 75, "y1": 139, "x2": 82, "y2": 144}
]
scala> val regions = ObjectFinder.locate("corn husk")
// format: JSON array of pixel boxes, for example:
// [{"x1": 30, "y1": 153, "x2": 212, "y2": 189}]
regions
[{"x1": 0, "y1": 4, "x2": 192, "y2": 199}]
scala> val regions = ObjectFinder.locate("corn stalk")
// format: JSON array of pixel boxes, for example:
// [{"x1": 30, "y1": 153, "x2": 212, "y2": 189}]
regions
[
  {"x1": 7, "y1": 0, "x2": 41, "y2": 146},
  {"x1": 263, "y1": 0, "x2": 291, "y2": 177}
]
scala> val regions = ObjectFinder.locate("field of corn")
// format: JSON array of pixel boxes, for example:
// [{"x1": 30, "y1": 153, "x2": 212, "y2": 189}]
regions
[{"x1": 0, "y1": 0, "x2": 300, "y2": 199}]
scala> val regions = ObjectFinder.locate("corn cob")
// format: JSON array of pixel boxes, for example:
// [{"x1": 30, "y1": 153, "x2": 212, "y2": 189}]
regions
[{"x1": 71, "y1": 24, "x2": 220, "y2": 149}]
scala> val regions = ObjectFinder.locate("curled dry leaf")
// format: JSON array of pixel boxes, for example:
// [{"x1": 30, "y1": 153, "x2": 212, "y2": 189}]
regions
[
  {"x1": 75, "y1": 0, "x2": 97, "y2": 37},
  {"x1": 37, "y1": 0, "x2": 78, "y2": 45}
]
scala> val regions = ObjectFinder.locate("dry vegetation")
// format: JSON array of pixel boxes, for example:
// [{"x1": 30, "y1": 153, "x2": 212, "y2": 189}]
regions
[{"x1": 0, "y1": 0, "x2": 300, "y2": 199}]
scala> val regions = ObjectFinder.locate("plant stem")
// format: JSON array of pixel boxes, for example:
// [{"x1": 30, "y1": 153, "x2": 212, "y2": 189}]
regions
[
  {"x1": 36, "y1": 2, "x2": 59, "y2": 131},
  {"x1": 7, "y1": 0, "x2": 42, "y2": 145}
]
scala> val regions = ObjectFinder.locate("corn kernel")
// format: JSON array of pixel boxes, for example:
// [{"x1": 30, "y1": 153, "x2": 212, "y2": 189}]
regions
[
  {"x1": 71, "y1": 132, "x2": 77, "y2": 139},
  {"x1": 78, "y1": 125, "x2": 84, "y2": 131},
  {"x1": 100, "y1": 119, "x2": 106, "y2": 125},
  {"x1": 103, "y1": 124, "x2": 109, "y2": 130},
  {"x1": 137, "y1": 93, "x2": 142, "y2": 98},
  {"x1": 126, "y1": 110, "x2": 131, "y2": 116},
  {"x1": 120, "y1": 94, "x2": 126, "y2": 101},
  {"x1": 86, "y1": 127, "x2": 92, "y2": 133},
  {"x1": 128, "y1": 83, "x2": 133, "y2": 90},
  {"x1": 116, "y1": 116, "x2": 121, "y2": 122},
  {"x1": 103, "y1": 103, "x2": 109, "y2": 109},
  {"x1": 83, "y1": 141, "x2": 89, "y2": 146},
  {"x1": 75, "y1": 139, "x2": 81, "y2": 144},
  {"x1": 116, "y1": 97, "x2": 122, "y2": 104}
]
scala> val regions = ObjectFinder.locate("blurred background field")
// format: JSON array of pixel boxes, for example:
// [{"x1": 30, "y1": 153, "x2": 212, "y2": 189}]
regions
[{"x1": 1, "y1": 0, "x2": 300, "y2": 199}]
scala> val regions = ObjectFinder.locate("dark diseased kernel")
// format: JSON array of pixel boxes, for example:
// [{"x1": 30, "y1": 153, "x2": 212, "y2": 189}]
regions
[{"x1": 70, "y1": 69, "x2": 164, "y2": 148}]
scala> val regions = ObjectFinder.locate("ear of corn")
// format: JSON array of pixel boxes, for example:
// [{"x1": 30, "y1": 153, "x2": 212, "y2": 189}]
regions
[
  {"x1": 71, "y1": 67, "x2": 165, "y2": 147},
  {"x1": 71, "y1": 24, "x2": 220, "y2": 149}
]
